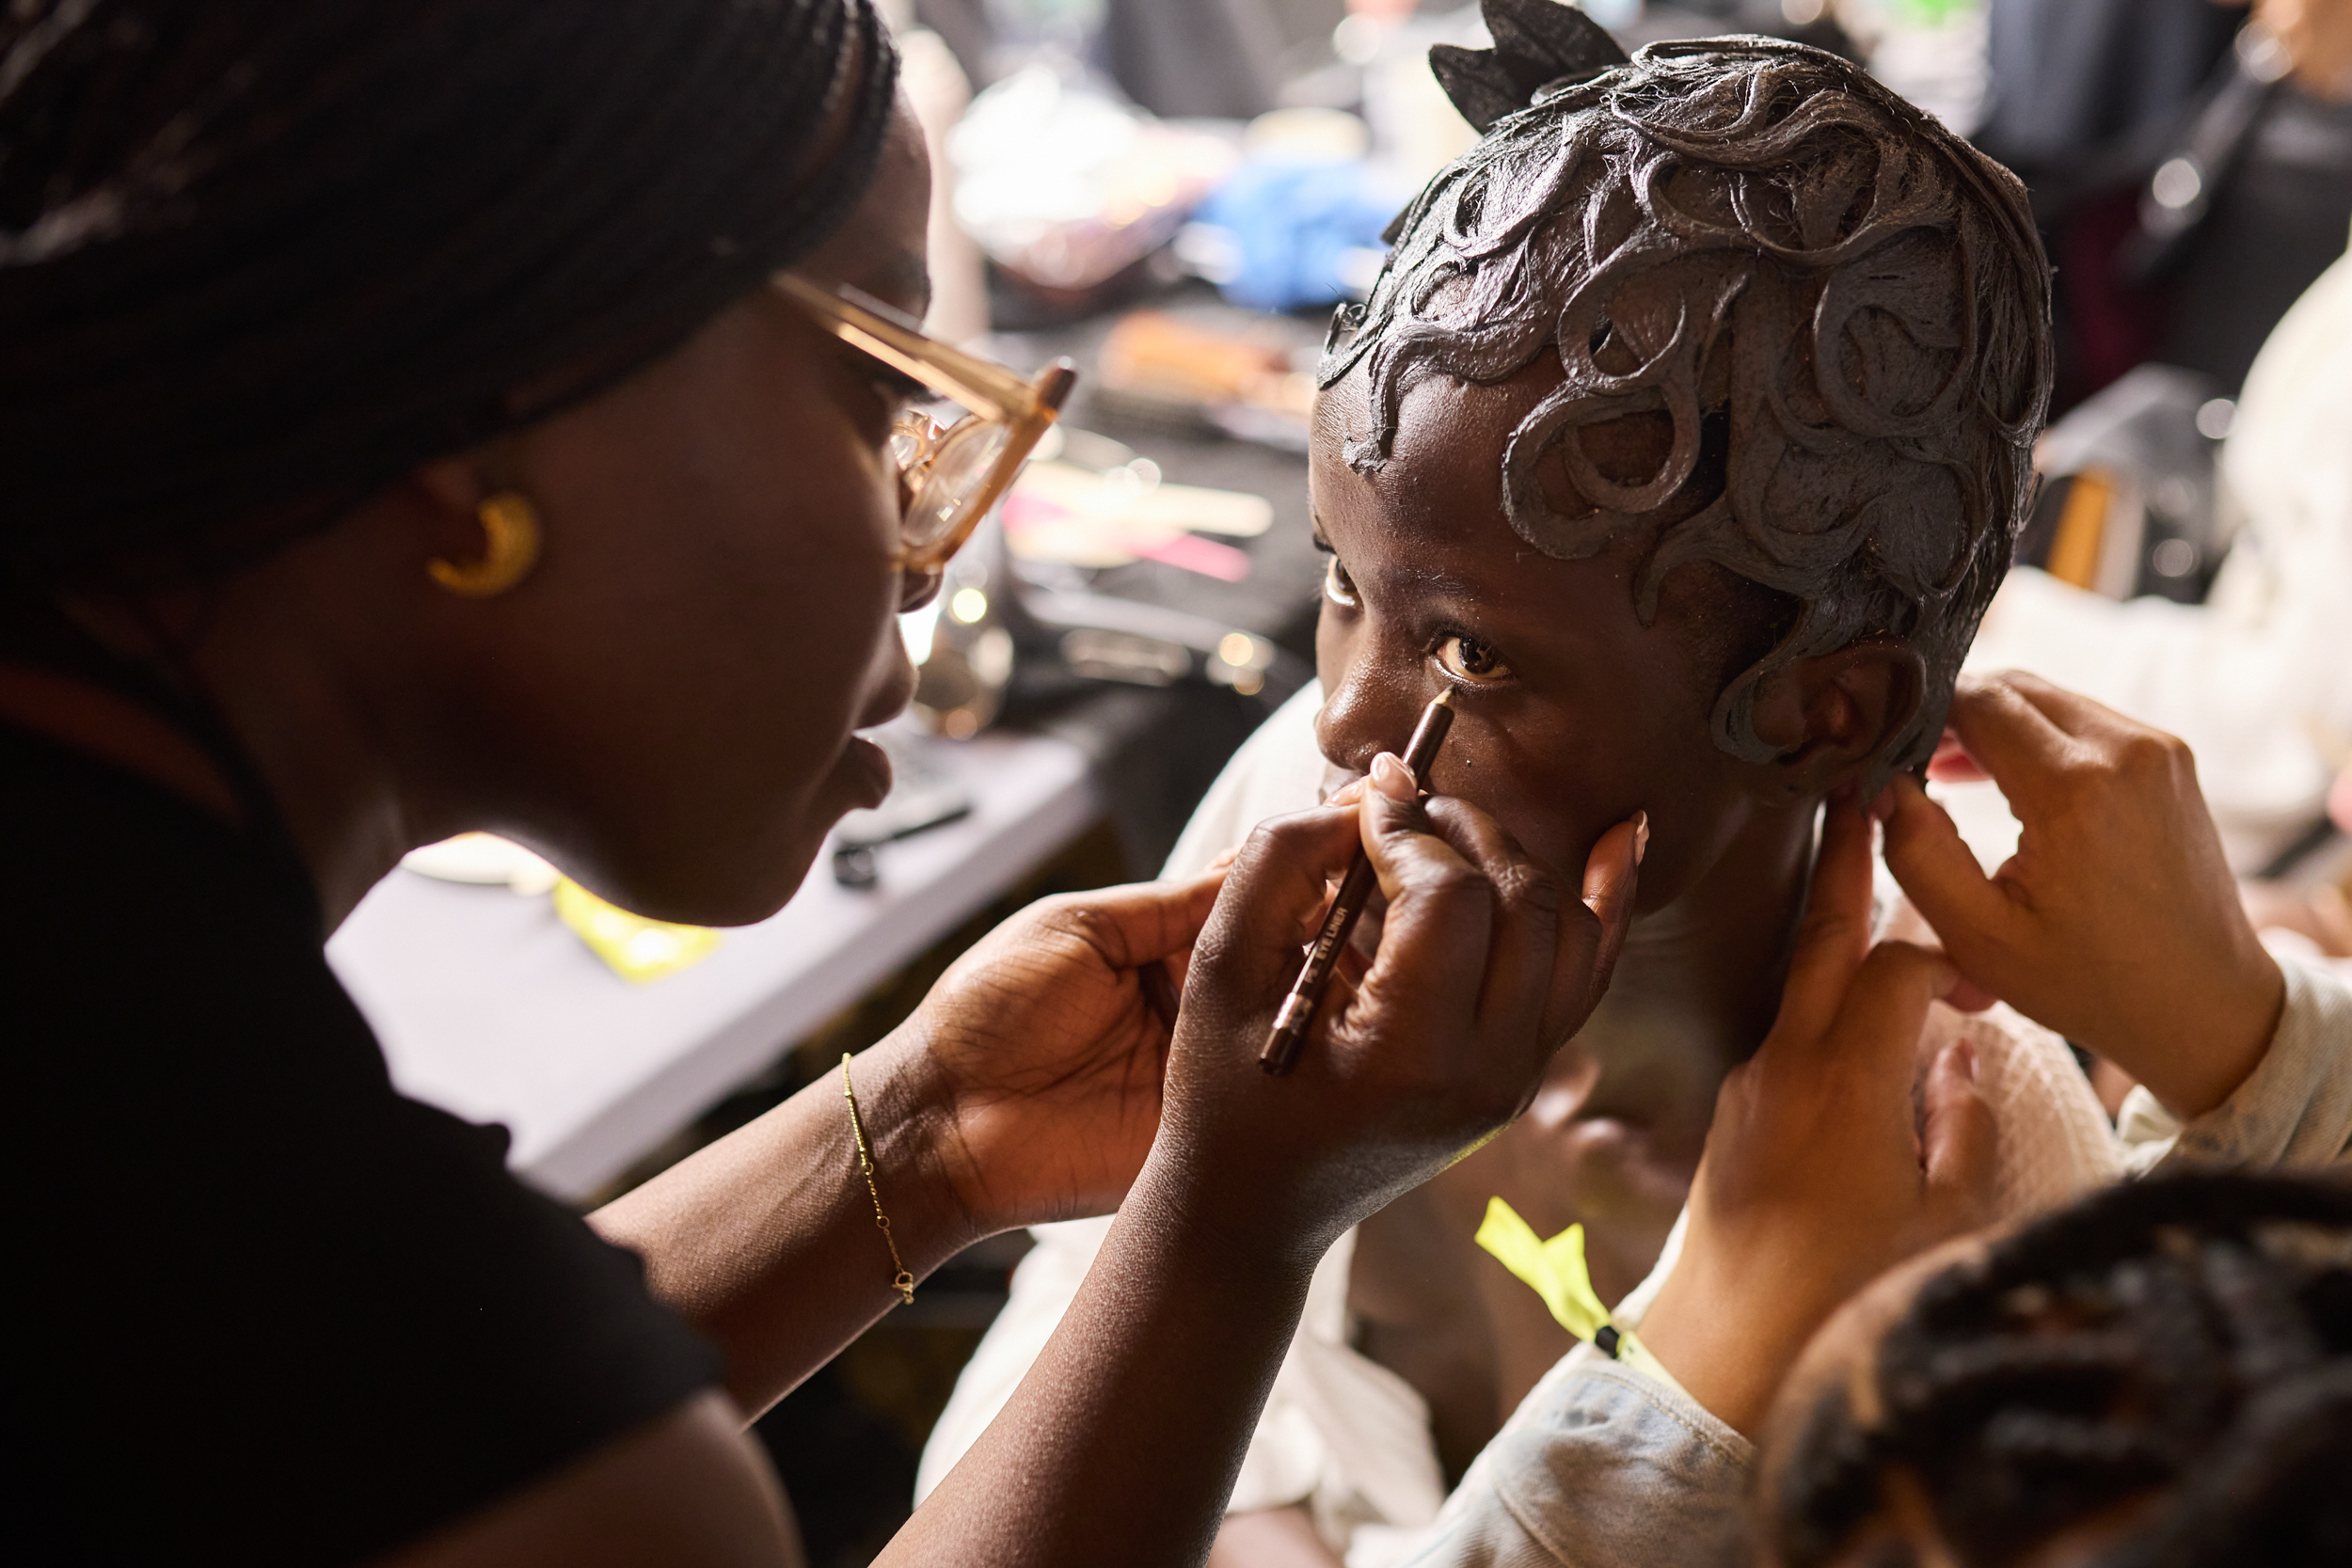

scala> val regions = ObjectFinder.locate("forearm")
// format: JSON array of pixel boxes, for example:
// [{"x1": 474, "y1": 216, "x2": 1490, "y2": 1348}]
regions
[
  {"x1": 2105, "y1": 941, "x2": 2285, "y2": 1121},
  {"x1": 591, "y1": 1027, "x2": 978, "y2": 1418},
  {"x1": 883, "y1": 1176, "x2": 1320, "y2": 1568}
]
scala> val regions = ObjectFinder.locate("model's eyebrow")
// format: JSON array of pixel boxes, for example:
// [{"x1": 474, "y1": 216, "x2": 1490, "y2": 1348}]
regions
[
  {"x1": 1390, "y1": 561, "x2": 1486, "y2": 599},
  {"x1": 1311, "y1": 521, "x2": 1485, "y2": 599}
]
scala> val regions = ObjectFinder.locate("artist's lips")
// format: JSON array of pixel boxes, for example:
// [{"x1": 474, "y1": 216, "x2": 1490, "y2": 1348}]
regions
[{"x1": 842, "y1": 735, "x2": 893, "y2": 809}]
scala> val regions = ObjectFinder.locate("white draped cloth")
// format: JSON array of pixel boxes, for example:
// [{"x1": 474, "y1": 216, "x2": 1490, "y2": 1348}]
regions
[{"x1": 917, "y1": 685, "x2": 2122, "y2": 1565}]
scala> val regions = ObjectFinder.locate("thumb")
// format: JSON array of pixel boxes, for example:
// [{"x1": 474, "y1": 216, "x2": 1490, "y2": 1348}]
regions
[
  {"x1": 1805, "y1": 941, "x2": 1962, "y2": 1086},
  {"x1": 1920, "y1": 1037, "x2": 1996, "y2": 1221},
  {"x1": 1189, "y1": 803, "x2": 1374, "y2": 1006},
  {"x1": 1067, "y1": 867, "x2": 1231, "y2": 968},
  {"x1": 1564, "y1": 813, "x2": 1644, "y2": 1027},
  {"x1": 1355, "y1": 752, "x2": 1496, "y2": 1004},
  {"x1": 1880, "y1": 775, "x2": 2014, "y2": 974}
]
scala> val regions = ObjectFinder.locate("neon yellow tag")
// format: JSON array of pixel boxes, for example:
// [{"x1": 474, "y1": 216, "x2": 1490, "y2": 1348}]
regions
[
  {"x1": 1475, "y1": 1197, "x2": 1674, "y2": 1386},
  {"x1": 552, "y1": 878, "x2": 721, "y2": 983},
  {"x1": 1475, "y1": 1197, "x2": 1611, "y2": 1339}
]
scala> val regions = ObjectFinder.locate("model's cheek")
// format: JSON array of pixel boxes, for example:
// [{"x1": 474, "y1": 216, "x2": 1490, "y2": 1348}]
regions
[
  {"x1": 1312, "y1": 603, "x2": 1366, "y2": 763},
  {"x1": 1448, "y1": 721, "x2": 1645, "y2": 883},
  {"x1": 1313, "y1": 636, "x2": 1430, "y2": 777}
]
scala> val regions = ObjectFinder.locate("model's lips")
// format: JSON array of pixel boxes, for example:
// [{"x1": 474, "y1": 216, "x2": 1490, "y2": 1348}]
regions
[{"x1": 842, "y1": 734, "x2": 894, "y2": 809}]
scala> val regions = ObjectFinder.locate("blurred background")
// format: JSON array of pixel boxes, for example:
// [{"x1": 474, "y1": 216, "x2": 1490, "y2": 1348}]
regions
[{"x1": 332, "y1": 4, "x2": 2352, "y2": 1561}]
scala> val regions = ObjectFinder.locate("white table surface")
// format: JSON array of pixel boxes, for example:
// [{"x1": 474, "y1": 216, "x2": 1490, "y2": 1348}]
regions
[{"x1": 328, "y1": 732, "x2": 1101, "y2": 1201}]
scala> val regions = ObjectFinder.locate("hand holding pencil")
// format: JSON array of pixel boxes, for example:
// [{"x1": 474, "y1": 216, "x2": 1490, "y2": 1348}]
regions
[
  {"x1": 1128, "y1": 699, "x2": 1647, "y2": 1259},
  {"x1": 1261, "y1": 690, "x2": 1458, "y2": 1074}
]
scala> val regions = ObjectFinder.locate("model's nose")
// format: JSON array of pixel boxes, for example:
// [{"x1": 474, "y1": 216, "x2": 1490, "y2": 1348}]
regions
[{"x1": 1315, "y1": 661, "x2": 1425, "y2": 782}]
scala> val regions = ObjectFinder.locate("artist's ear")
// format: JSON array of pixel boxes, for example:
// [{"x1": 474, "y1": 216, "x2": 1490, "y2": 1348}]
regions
[
  {"x1": 1744, "y1": 638, "x2": 1925, "y2": 800},
  {"x1": 401, "y1": 448, "x2": 532, "y2": 572}
]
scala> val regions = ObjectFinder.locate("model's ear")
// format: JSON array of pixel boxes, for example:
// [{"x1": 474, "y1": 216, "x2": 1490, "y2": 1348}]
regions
[{"x1": 1743, "y1": 637, "x2": 1925, "y2": 800}]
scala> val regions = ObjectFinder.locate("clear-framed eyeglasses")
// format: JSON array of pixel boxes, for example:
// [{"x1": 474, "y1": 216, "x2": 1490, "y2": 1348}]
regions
[{"x1": 773, "y1": 273, "x2": 1076, "y2": 575}]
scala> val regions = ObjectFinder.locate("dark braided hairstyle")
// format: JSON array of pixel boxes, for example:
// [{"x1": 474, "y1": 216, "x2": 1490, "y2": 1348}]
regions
[
  {"x1": 1319, "y1": 0, "x2": 2051, "y2": 791},
  {"x1": 1771, "y1": 1172, "x2": 2352, "y2": 1568},
  {"x1": 0, "y1": 0, "x2": 898, "y2": 583}
]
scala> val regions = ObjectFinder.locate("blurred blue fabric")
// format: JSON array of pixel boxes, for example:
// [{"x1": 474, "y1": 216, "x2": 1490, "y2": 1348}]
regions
[{"x1": 1192, "y1": 158, "x2": 1402, "y2": 313}]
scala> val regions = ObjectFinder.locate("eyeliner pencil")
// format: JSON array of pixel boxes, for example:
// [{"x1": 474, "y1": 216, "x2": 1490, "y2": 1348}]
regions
[{"x1": 1260, "y1": 689, "x2": 1456, "y2": 1076}]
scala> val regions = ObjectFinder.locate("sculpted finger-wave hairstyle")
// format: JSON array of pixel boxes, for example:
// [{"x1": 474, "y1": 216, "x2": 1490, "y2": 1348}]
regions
[{"x1": 1320, "y1": 2, "x2": 2051, "y2": 784}]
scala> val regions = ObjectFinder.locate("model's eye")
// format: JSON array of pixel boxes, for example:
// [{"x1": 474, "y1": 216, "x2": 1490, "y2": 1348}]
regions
[
  {"x1": 1322, "y1": 551, "x2": 1360, "y2": 610},
  {"x1": 1434, "y1": 633, "x2": 1511, "y2": 685}
]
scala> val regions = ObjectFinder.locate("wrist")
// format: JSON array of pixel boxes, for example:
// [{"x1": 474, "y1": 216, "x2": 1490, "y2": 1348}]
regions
[
  {"x1": 2138, "y1": 944, "x2": 2286, "y2": 1120},
  {"x1": 1114, "y1": 1157, "x2": 1328, "y2": 1299},
  {"x1": 1117, "y1": 1142, "x2": 1338, "y2": 1292},
  {"x1": 1640, "y1": 1250, "x2": 1839, "y2": 1437},
  {"x1": 844, "y1": 1030, "x2": 988, "y2": 1273}
]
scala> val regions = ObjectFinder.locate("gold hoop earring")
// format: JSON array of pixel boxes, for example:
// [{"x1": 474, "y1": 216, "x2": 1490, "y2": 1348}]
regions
[{"x1": 429, "y1": 491, "x2": 542, "y2": 597}]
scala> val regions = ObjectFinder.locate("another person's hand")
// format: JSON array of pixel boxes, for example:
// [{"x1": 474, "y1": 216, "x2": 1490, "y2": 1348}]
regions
[
  {"x1": 2254, "y1": 0, "x2": 2352, "y2": 101},
  {"x1": 908, "y1": 868, "x2": 1227, "y2": 1234},
  {"x1": 1882, "y1": 671, "x2": 2283, "y2": 1118},
  {"x1": 1139, "y1": 750, "x2": 1645, "y2": 1270},
  {"x1": 1641, "y1": 798, "x2": 1995, "y2": 1436}
]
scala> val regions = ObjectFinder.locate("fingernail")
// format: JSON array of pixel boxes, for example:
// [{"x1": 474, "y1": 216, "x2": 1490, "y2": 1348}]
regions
[
  {"x1": 1631, "y1": 810, "x2": 1650, "y2": 866},
  {"x1": 1955, "y1": 1038, "x2": 1978, "y2": 1081},
  {"x1": 1369, "y1": 752, "x2": 1416, "y2": 802}
]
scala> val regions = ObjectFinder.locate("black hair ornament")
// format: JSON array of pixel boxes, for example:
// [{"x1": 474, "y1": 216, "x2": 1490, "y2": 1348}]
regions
[{"x1": 1427, "y1": 0, "x2": 1630, "y2": 135}]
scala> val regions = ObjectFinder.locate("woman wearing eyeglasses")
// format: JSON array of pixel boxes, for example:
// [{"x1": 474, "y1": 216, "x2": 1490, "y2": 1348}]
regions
[{"x1": 0, "y1": 5, "x2": 1643, "y2": 1565}]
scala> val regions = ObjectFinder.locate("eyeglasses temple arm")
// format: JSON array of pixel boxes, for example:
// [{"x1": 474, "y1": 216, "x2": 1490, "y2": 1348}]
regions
[{"x1": 776, "y1": 275, "x2": 1066, "y2": 424}]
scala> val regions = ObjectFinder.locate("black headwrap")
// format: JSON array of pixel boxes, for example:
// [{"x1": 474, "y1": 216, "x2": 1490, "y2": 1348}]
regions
[{"x1": 0, "y1": 0, "x2": 899, "y2": 580}]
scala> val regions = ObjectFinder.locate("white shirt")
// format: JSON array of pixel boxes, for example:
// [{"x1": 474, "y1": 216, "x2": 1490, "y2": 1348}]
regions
[{"x1": 918, "y1": 685, "x2": 2122, "y2": 1565}]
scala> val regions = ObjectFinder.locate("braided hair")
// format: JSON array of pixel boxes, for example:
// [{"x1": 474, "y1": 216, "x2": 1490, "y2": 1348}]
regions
[
  {"x1": 1771, "y1": 1172, "x2": 2352, "y2": 1568},
  {"x1": 1320, "y1": 0, "x2": 2051, "y2": 791},
  {"x1": 0, "y1": 0, "x2": 898, "y2": 583}
]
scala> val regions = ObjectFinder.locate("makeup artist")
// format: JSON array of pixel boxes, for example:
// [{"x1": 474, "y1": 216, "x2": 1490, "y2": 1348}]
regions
[{"x1": 0, "y1": 5, "x2": 1644, "y2": 1565}]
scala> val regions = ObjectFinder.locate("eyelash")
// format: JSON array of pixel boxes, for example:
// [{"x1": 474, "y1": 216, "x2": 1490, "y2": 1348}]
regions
[
  {"x1": 1315, "y1": 534, "x2": 1360, "y2": 610},
  {"x1": 1432, "y1": 629, "x2": 1512, "y2": 686},
  {"x1": 840, "y1": 341, "x2": 925, "y2": 420}
]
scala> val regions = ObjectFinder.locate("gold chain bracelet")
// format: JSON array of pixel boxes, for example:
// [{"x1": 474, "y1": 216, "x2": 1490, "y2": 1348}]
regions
[{"x1": 840, "y1": 1053, "x2": 915, "y2": 1306}]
